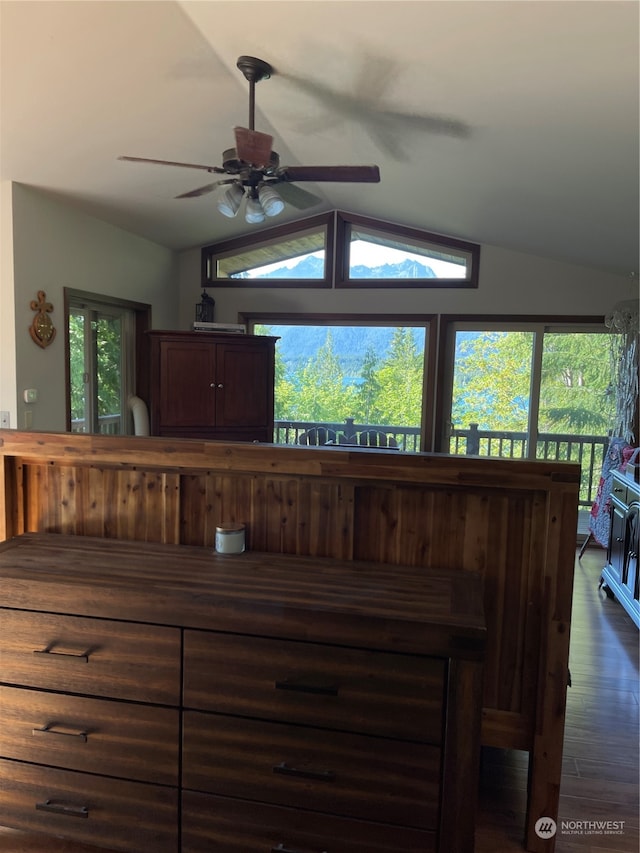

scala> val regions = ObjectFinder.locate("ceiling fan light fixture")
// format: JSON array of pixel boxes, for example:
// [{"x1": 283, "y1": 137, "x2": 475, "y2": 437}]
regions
[
  {"x1": 258, "y1": 183, "x2": 285, "y2": 217},
  {"x1": 245, "y1": 195, "x2": 265, "y2": 224},
  {"x1": 217, "y1": 182, "x2": 244, "y2": 218}
]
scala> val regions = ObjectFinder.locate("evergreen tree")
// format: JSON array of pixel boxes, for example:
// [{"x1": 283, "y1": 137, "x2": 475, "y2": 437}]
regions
[
  {"x1": 374, "y1": 328, "x2": 423, "y2": 426},
  {"x1": 287, "y1": 331, "x2": 358, "y2": 422},
  {"x1": 356, "y1": 346, "x2": 382, "y2": 422}
]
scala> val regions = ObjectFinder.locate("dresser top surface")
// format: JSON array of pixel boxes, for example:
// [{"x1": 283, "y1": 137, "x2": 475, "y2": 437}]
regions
[{"x1": 0, "y1": 533, "x2": 485, "y2": 657}]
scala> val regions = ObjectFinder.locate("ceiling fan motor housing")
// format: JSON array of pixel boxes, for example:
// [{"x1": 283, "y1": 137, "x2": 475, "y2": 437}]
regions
[{"x1": 222, "y1": 148, "x2": 280, "y2": 178}]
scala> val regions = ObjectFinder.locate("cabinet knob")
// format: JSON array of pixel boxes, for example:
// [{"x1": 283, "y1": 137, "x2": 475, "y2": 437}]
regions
[
  {"x1": 217, "y1": 383, "x2": 224, "y2": 389},
  {"x1": 209, "y1": 382, "x2": 215, "y2": 389}
]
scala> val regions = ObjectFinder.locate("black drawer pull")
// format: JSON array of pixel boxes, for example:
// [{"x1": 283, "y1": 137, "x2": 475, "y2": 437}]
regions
[
  {"x1": 35, "y1": 799, "x2": 89, "y2": 819},
  {"x1": 274, "y1": 676, "x2": 339, "y2": 697},
  {"x1": 271, "y1": 845, "x2": 328, "y2": 853},
  {"x1": 32, "y1": 723, "x2": 88, "y2": 743},
  {"x1": 273, "y1": 761, "x2": 335, "y2": 782}
]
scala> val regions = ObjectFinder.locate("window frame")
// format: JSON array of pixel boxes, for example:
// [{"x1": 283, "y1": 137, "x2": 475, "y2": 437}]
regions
[
  {"x1": 201, "y1": 213, "x2": 334, "y2": 289},
  {"x1": 334, "y1": 212, "x2": 480, "y2": 289},
  {"x1": 435, "y1": 313, "x2": 609, "y2": 453},
  {"x1": 242, "y1": 312, "x2": 438, "y2": 451},
  {"x1": 201, "y1": 211, "x2": 480, "y2": 290},
  {"x1": 64, "y1": 288, "x2": 151, "y2": 434}
]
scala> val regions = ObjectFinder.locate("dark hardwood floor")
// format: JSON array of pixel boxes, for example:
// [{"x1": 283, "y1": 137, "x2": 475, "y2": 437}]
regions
[
  {"x1": 1, "y1": 547, "x2": 638, "y2": 853},
  {"x1": 476, "y1": 546, "x2": 639, "y2": 852}
]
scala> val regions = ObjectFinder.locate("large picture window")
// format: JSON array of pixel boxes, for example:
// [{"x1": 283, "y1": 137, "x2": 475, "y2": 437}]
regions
[{"x1": 248, "y1": 316, "x2": 435, "y2": 452}]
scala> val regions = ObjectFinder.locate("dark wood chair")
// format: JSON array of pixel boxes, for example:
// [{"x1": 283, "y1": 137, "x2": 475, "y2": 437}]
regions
[
  {"x1": 340, "y1": 430, "x2": 398, "y2": 448},
  {"x1": 298, "y1": 426, "x2": 337, "y2": 446}
]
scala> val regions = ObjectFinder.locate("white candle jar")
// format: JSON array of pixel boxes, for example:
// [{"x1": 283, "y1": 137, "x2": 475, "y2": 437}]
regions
[{"x1": 215, "y1": 523, "x2": 246, "y2": 554}]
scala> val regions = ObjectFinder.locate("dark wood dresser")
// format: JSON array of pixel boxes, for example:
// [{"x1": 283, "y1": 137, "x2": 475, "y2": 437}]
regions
[
  {"x1": 601, "y1": 470, "x2": 640, "y2": 627},
  {"x1": 0, "y1": 534, "x2": 485, "y2": 853}
]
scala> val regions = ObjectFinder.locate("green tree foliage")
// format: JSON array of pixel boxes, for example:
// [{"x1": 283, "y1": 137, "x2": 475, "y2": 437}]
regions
[
  {"x1": 95, "y1": 315, "x2": 122, "y2": 418},
  {"x1": 355, "y1": 346, "x2": 382, "y2": 423},
  {"x1": 452, "y1": 332, "x2": 533, "y2": 431},
  {"x1": 373, "y1": 328, "x2": 423, "y2": 426},
  {"x1": 288, "y1": 331, "x2": 358, "y2": 421},
  {"x1": 539, "y1": 333, "x2": 613, "y2": 432},
  {"x1": 68, "y1": 310, "x2": 123, "y2": 430},
  {"x1": 452, "y1": 331, "x2": 614, "y2": 435},
  {"x1": 255, "y1": 324, "x2": 295, "y2": 419},
  {"x1": 69, "y1": 313, "x2": 86, "y2": 421}
]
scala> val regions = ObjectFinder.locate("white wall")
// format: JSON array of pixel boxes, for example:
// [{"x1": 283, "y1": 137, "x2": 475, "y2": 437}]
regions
[
  {"x1": 0, "y1": 182, "x2": 17, "y2": 429},
  {"x1": 7, "y1": 183, "x2": 177, "y2": 432},
  {"x1": 176, "y1": 235, "x2": 635, "y2": 323}
]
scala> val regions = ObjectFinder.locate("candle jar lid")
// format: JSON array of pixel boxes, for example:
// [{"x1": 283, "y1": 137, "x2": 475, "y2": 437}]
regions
[{"x1": 216, "y1": 523, "x2": 245, "y2": 533}]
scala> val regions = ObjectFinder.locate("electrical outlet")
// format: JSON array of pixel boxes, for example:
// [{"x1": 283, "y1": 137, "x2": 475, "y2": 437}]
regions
[{"x1": 0, "y1": 411, "x2": 9, "y2": 429}]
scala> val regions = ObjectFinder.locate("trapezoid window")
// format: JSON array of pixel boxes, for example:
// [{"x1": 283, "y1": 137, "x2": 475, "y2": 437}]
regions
[{"x1": 335, "y1": 213, "x2": 479, "y2": 288}]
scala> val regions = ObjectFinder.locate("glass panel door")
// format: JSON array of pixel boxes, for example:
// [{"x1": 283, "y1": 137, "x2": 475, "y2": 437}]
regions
[
  {"x1": 68, "y1": 300, "x2": 133, "y2": 434},
  {"x1": 445, "y1": 322, "x2": 616, "y2": 512},
  {"x1": 449, "y1": 330, "x2": 534, "y2": 457}
]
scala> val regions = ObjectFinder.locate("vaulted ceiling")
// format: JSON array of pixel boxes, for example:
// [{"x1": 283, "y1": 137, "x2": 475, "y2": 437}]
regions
[{"x1": 1, "y1": 0, "x2": 638, "y2": 276}]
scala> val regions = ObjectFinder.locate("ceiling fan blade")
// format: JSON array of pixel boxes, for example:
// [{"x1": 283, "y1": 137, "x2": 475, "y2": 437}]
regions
[
  {"x1": 273, "y1": 181, "x2": 321, "y2": 210},
  {"x1": 118, "y1": 156, "x2": 224, "y2": 173},
  {"x1": 279, "y1": 165, "x2": 380, "y2": 183},
  {"x1": 234, "y1": 127, "x2": 273, "y2": 167},
  {"x1": 175, "y1": 181, "x2": 227, "y2": 199}
]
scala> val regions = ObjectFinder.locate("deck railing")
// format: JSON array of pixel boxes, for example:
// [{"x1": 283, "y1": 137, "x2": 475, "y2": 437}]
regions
[
  {"x1": 71, "y1": 414, "x2": 121, "y2": 435},
  {"x1": 275, "y1": 419, "x2": 607, "y2": 508},
  {"x1": 274, "y1": 418, "x2": 422, "y2": 453},
  {"x1": 449, "y1": 423, "x2": 608, "y2": 508}
]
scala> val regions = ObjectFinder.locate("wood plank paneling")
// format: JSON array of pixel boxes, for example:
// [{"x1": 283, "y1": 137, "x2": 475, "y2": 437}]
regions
[
  {"x1": 0, "y1": 429, "x2": 581, "y2": 853},
  {"x1": 20, "y1": 464, "x2": 180, "y2": 544}
]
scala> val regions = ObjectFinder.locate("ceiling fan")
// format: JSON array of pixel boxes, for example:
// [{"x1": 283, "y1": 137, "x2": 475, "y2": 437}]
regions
[{"x1": 119, "y1": 55, "x2": 380, "y2": 224}]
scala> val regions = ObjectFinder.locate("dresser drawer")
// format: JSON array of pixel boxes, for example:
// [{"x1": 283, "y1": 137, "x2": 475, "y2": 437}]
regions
[
  {"x1": 611, "y1": 477, "x2": 630, "y2": 505},
  {"x1": 0, "y1": 686, "x2": 179, "y2": 785},
  {"x1": 182, "y1": 711, "x2": 440, "y2": 830},
  {"x1": 0, "y1": 609, "x2": 180, "y2": 704},
  {"x1": 183, "y1": 631, "x2": 445, "y2": 742},
  {"x1": 0, "y1": 758, "x2": 178, "y2": 853},
  {"x1": 182, "y1": 790, "x2": 437, "y2": 853}
]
